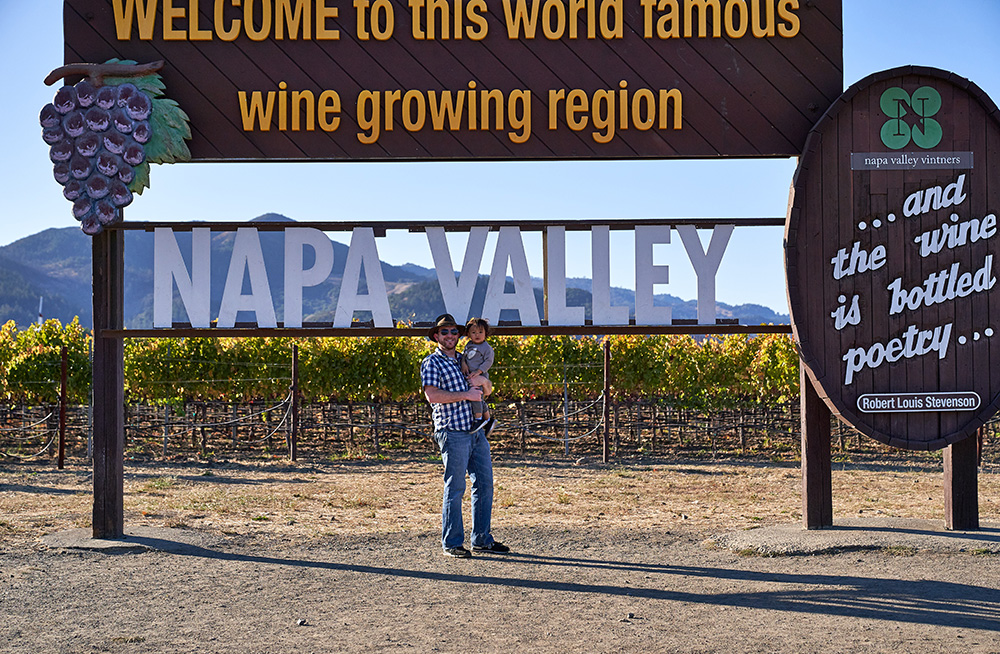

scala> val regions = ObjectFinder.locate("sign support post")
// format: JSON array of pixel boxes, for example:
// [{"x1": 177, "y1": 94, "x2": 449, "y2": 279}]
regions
[
  {"x1": 91, "y1": 229, "x2": 124, "y2": 539},
  {"x1": 800, "y1": 369, "x2": 832, "y2": 529},
  {"x1": 944, "y1": 437, "x2": 979, "y2": 531}
]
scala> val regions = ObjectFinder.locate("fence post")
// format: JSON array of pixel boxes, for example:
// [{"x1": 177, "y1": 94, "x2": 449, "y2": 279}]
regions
[
  {"x1": 602, "y1": 339, "x2": 610, "y2": 464},
  {"x1": 651, "y1": 401, "x2": 658, "y2": 455},
  {"x1": 289, "y1": 343, "x2": 299, "y2": 461},
  {"x1": 563, "y1": 362, "x2": 570, "y2": 455},
  {"x1": 231, "y1": 402, "x2": 238, "y2": 449},
  {"x1": 372, "y1": 402, "x2": 381, "y2": 456},
  {"x1": 162, "y1": 404, "x2": 169, "y2": 458},
  {"x1": 347, "y1": 401, "x2": 355, "y2": 447},
  {"x1": 199, "y1": 403, "x2": 207, "y2": 457},
  {"x1": 517, "y1": 401, "x2": 526, "y2": 455},
  {"x1": 87, "y1": 339, "x2": 93, "y2": 460},
  {"x1": 58, "y1": 345, "x2": 67, "y2": 470}
]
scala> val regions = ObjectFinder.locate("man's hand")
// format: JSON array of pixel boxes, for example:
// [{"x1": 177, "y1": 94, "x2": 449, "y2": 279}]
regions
[{"x1": 424, "y1": 385, "x2": 482, "y2": 405}]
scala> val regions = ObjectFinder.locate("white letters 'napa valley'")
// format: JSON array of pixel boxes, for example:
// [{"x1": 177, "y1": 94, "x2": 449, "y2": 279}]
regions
[
  {"x1": 218, "y1": 228, "x2": 277, "y2": 328},
  {"x1": 677, "y1": 224, "x2": 733, "y2": 325},
  {"x1": 154, "y1": 227, "x2": 211, "y2": 328},
  {"x1": 334, "y1": 228, "x2": 393, "y2": 327},
  {"x1": 483, "y1": 226, "x2": 541, "y2": 326},
  {"x1": 151, "y1": 224, "x2": 735, "y2": 330},
  {"x1": 426, "y1": 226, "x2": 489, "y2": 323},
  {"x1": 545, "y1": 226, "x2": 586, "y2": 326},
  {"x1": 284, "y1": 228, "x2": 334, "y2": 328}
]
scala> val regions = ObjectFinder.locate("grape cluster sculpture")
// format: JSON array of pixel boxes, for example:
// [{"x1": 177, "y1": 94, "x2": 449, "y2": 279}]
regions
[{"x1": 41, "y1": 60, "x2": 191, "y2": 235}]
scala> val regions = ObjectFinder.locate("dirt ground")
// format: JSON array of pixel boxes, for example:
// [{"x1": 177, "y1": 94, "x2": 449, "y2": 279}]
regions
[{"x1": 3, "y1": 454, "x2": 1000, "y2": 653}]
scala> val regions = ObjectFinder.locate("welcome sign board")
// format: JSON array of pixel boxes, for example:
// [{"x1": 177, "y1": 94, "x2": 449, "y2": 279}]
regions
[
  {"x1": 63, "y1": 0, "x2": 842, "y2": 160},
  {"x1": 786, "y1": 66, "x2": 1000, "y2": 450}
]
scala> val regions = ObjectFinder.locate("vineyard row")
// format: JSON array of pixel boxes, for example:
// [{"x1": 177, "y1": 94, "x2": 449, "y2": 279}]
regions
[{"x1": 1, "y1": 319, "x2": 800, "y2": 409}]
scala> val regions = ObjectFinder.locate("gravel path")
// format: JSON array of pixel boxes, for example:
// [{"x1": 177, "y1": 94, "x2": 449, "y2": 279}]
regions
[
  {"x1": 4, "y1": 525, "x2": 1000, "y2": 653},
  {"x1": 4, "y1": 457, "x2": 1000, "y2": 653}
]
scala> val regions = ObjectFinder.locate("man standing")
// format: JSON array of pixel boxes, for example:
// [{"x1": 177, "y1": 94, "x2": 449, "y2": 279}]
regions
[{"x1": 421, "y1": 313, "x2": 509, "y2": 558}]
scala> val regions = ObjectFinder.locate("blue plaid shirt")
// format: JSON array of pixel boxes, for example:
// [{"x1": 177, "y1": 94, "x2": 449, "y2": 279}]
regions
[{"x1": 421, "y1": 349, "x2": 474, "y2": 432}]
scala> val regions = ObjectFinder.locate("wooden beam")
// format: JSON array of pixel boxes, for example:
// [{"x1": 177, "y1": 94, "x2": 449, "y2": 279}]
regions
[
  {"x1": 108, "y1": 217, "x2": 787, "y2": 233},
  {"x1": 101, "y1": 323, "x2": 792, "y2": 339},
  {"x1": 801, "y1": 367, "x2": 832, "y2": 529},
  {"x1": 944, "y1": 435, "x2": 979, "y2": 531},
  {"x1": 92, "y1": 229, "x2": 125, "y2": 539}
]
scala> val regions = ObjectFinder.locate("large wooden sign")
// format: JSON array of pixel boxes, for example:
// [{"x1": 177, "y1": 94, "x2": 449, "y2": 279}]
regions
[
  {"x1": 786, "y1": 66, "x2": 1000, "y2": 450},
  {"x1": 63, "y1": 0, "x2": 842, "y2": 160}
]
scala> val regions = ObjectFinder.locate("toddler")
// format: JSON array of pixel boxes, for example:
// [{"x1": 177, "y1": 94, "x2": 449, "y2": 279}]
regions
[{"x1": 462, "y1": 317, "x2": 495, "y2": 434}]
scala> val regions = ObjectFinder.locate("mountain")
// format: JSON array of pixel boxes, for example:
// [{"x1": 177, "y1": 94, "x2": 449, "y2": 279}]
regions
[
  {"x1": 0, "y1": 228, "x2": 93, "y2": 327},
  {"x1": 0, "y1": 214, "x2": 789, "y2": 328}
]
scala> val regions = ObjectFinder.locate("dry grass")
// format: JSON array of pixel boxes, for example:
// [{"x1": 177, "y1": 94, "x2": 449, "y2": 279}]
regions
[{"x1": 2, "y1": 455, "x2": 999, "y2": 549}]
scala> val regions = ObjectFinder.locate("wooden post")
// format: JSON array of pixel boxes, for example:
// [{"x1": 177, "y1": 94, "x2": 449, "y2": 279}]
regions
[
  {"x1": 944, "y1": 435, "x2": 979, "y2": 530},
  {"x1": 289, "y1": 343, "x2": 298, "y2": 461},
  {"x1": 162, "y1": 404, "x2": 170, "y2": 458},
  {"x1": 800, "y1": 367, "x2": 832, "y2": 529},
  {"x1": 602, "y1": 339, "x2": 610, "y2": 464},
  {"x1": 199, "y1": 403, "x2": 207, "y2": 457},
  {"x1": 92, "y1": 229, "x2": 125, "y2": 539},
  {"x1": 517, "y1": 401, "x2": 526, "y2": 455},
  {"x1": 231, "y1": 402, "x2": 239, "y2": 448},
  {"x1": 58, "y1": 345, "x2": 67, "y2": 470},
  {"x1": 542, "y1": 228, "x2": 549, "y2": 321},
  {"x1": 562, "y1": 364, "x2": 569, "y2": 456}
]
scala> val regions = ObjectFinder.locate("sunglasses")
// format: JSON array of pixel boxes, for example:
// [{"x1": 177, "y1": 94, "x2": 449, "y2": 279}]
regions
[{"x1": 437, "y1": 328, "x2": 460, "y2": 335}]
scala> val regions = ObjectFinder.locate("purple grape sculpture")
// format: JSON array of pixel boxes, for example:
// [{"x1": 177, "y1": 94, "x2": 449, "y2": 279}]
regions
[{"x1": 41, "y1": 59, "x2": 191, "y2": 235}]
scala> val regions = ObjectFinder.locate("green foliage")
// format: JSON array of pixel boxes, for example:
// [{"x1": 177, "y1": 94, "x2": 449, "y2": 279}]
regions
[
  {"x1": 0, "y1": 322, "x2": 802, "y2": 408},
  {"x1": 145, "y1": 95, "x2": 192, "y2": 164},
  {"x1": 2, "y1": 319, "x2": 91, "y2": 403},
  {"x1": 611, "y1": 334, "x2": 669, "y2": 399},
  {"x1": 102, "y1": 58, "x2": 192, "y2": 195}
]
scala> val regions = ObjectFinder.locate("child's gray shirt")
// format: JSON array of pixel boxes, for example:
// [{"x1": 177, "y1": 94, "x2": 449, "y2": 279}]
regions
[{"x1": 463, "y1": 341, "x2": 494, "y2": 378}]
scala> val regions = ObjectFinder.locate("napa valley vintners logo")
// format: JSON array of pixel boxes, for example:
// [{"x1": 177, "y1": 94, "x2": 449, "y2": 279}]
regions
[{"x1": 880, "y1": 86, "x2": 943, "y2": 150}]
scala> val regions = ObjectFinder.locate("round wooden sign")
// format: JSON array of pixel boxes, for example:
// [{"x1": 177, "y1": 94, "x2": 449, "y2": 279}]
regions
[{"x1": 786, "y1": 66, "x2": 1000, "y2": 450}]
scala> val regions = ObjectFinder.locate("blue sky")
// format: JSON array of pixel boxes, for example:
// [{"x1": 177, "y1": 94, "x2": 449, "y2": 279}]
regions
[{"x1": 2, "y1": 0, "x2": 998, "y2": 316}]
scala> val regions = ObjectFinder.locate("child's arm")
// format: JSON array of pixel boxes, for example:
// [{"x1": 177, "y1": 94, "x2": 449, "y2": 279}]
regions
[{"x1": 468, "y1": 371, "x2": 493, "y2": 397}]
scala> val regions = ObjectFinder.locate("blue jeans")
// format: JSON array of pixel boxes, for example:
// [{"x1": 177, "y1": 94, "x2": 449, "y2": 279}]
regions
[{"x1": 432, "y1": 428, "x2": 495, "y2": 550}]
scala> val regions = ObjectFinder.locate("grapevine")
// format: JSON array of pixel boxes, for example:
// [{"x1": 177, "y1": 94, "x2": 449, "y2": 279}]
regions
[
  {"x1": 41, "y1": 60, "x2": 191, "y2": 235},
  {"x1": 1, "y1": 322, "x2": 801, "y2": 407}
]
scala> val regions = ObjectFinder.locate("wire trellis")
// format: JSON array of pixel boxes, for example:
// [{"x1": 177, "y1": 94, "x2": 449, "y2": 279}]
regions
[
  {"x1": 0, "y1": 412, "x2": 55, "y2": 438},
  {"x1": 2, "y1": 426, "x2": 58, "y2": 460},
  {"x1": 125, "y1": 392, "x2": 295, "y2": 445}
]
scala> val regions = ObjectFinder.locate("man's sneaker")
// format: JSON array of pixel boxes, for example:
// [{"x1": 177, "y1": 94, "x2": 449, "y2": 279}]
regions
[
  {"x1": 471, "y1": 418, "x2": 490, "y2": 433},
  {"x1": 443, "y1": 546, "x2": 472, "y2": 558},
  {"x1": 472, "y1": 541, "x2": 510, "y2": 553},
  {"x1": 484, "y1": 418, "x2": 497, "y2": 436}
]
